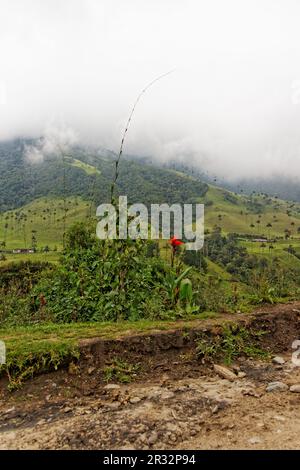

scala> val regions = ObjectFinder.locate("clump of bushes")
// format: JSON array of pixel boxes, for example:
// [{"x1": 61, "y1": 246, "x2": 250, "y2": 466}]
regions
[
  {"x1": 0, "y1": 260, "x2": 51, "y2": 293},
  {"x1": 29, "y1": 223, "x2": 195, "y2": 323}
]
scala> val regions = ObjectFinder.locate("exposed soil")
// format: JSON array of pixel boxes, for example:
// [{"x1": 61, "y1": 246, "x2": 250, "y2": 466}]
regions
[{"x1": 1, "y1": 301, "x2": 300, "y2": 450}]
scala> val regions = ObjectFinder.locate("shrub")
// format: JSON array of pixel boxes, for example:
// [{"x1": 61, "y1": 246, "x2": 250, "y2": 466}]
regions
[{"x1": 31, "y1": 223, "x2": 180, "y2": 322}]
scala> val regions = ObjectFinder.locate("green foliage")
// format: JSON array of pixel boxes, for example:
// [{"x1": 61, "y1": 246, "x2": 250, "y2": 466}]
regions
[
  {"x1": 195, "y1": 324, "x2": 268, "y2": 364},
  {"x1": 65, "y1": 221, "x2": 95, "y2": 251},
  {"x1": 192, "y1": 268, "x2": 245, "y2": 313},
  {"x1": 0, "y1": 340, "x2": 79, "y2": 390},
  {"x1": 2, "y1": 139, "x2": 300, "y2": 389},
  {"x1": 103, "y1": 358, "x2": 140, "y2": 383},
  {"x1": 223, "y1": 192, "x2": 238, "y2": 205},
  {"x1": 195, "y1": 337, "x2": 220, "y2": 360},
  {"x1": 0, "y1": 140, "x2": 97, "y2": 211},
  {"x1": 206, "y1": 230, "x2": 258, "y2": 280},
  {"x1": 178, "y1": 278, "x2": 199, "y2": 314},
  {"x1": 0, "y1": 260, "x2": 51, "y2": 293},
  {"x1": 0, "y1": 261, "x2": 53, "y2": 326},
  {"x1": 247, "y1": 259, "x2": 300, "y2": 303},
  {"x1": 182, "y1": 250, "x2": 207, "y2": 272},
  {"x1": 179, "y1": 278, "x2": 193, "y2": 305},
  {"x1": 164, "y1": 267, "x2": 192, "y2": 305},
  {"x1": 0, "y1": 287, "x2": 31, "y2": 326},
  {"x1": 221, "y1": 325, "x2": 267, "y2": 364},
  {"x1": 30, "y1": 224, "x2": 188, "y2": 322}
]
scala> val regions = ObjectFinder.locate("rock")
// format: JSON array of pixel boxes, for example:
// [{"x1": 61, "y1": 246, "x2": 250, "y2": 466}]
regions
[
  {"x1": 129, "y1": 396, "x2": 141, "y2": 404},
  {"x1": 237, "y1": 372, "x2": 247, "y2": 378},
  {"x1": 37, "y1": 419, "x2": 46, "y2": 425},
  {"x1": 104, "y1": 384, "x2": 121, "y2": 390},
  {"x1": 4, "y1": 407, "x2": 15, "y2": 414},
  {"x1": 248, "y1": 436, "x2": 262, "y2": 445},
  {"x1": 160, "y1": 391, "x2": 175, "y2": 400},
  {"x1": 256, "y1": 422, "x2": 265, "y2": 429},
  {"x1": 169, "y1": 434, "x2": 177, "y2": 443},
  {"x1": 266, "y1": 381, "x2": 288, "y2": 392},
  {"x1": 237, "y1": 357, "x2": 246, "y2": 362},
  {"x1": 64, "y1": 407, "x2": 72, "y2": 413},
  {"x1": 148, "y1": 431, "x2": 158, "y2": 445},
  {"x1": 165, "y1": 422, "x2": 179, "y2": 433},
  {"x1": 272, "y1": 356, "x2": 285, "y2": 365},
  {"x1": 211, "y1": 405, "x2": 219, "y2": 414},
  {"x1": 138, "y1": 433, "x2": 147, "y2": 444},
  {"x1": 273, "y1": 415, "x2": 286, "y2": 422},
  {"x1": 87, "y1": 367, "x2": 96, "y2": 375},
  {"x1": 290, "y1": 384, "x2": 300, "y2": 393},
  {"x1": 4, "y1": 431, "x2": 16, "y2": 441},
  {"x1": 161, "y1": 374, "x2": 170, "y2": 384},
  {"x1": 213, "y1": 364, "x2": 237, "y2": 381},
  {"x1": 174, "y1": 386, "x2": 189, "y2": 393},
  {"x1": 105, "y1": 402, "x2": 121, "y2": 410}
]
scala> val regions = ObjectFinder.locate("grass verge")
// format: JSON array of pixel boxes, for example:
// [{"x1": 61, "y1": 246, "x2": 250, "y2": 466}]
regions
[{"x1": 0, "y1": 314, "x2": 219, "y2": 390}]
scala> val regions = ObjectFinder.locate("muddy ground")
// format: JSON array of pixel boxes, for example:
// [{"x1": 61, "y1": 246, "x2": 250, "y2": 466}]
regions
[{"x1": 1, "y1": 302, "x2": 300, "y2": 450}]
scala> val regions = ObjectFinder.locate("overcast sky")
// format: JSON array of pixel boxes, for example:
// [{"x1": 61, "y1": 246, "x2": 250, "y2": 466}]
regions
[{"x1": 1, "y1": 0, "x2": 300, "y2": 180}]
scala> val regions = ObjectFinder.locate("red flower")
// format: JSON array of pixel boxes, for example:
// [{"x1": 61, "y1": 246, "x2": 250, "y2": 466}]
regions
[{"x1": 169, "y1": 236, "x2": 184, "y2": 247}]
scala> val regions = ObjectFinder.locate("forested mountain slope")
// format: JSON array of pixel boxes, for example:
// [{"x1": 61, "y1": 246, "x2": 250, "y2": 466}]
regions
[{"x1": 0, "y1": 139, "x2": 208, "y2": 211}]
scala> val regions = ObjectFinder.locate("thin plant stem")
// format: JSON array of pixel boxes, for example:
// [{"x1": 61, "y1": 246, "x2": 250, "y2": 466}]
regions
[{"x1": 110, "y1": 70, "x2": 174, "y2": 205}]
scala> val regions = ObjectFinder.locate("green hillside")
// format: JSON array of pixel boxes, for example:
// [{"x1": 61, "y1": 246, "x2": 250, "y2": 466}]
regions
[
  {"x1": 2, "y1": 138, "x2": 300, "y2": 299},
  {"x1": 2, "y1": 146, "x2": 300, "y2": 387},
  {"x1": 201, "y1": 185, "x2": 300, "y2": 238},
  {"x1": 1, "y1": 180, "x2": 300, "y2": 254},
  {"x1": 0, "y1": 139, "x2": 208, "y2": 211},
  {"x1": 0, "y1": 196, "x2": 91, "y2": 251}
]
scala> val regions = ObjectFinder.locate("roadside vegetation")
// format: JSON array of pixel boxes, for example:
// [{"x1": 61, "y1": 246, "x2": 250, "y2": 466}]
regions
[
  {"x1": 1, "y1": 216, "x2": 300, "y2": 388},
  {"x1": 2, "y1": 145, "x2": 300, "y2": 388}
]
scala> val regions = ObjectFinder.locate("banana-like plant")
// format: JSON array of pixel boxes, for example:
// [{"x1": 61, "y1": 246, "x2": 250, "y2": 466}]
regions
[
  {"x1": 179, "y1": 278, "x2": 193, "y2": 307},
  {"x1": 164, "y1": 267, "x2": 192, "y2": 304}
]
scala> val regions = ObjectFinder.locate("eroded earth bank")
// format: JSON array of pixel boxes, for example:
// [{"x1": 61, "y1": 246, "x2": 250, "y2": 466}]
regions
[{"x1": 1, "y1": 302, "x2": 300, "y2": 450}]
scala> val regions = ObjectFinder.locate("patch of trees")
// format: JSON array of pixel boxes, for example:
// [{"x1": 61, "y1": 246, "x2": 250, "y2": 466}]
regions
[
  {"x1": 223, "y1": 192, "x2": 238, "y2": 205},
  {"x1": 206, "y1": 228, "x2": 264, "y2": 281}
]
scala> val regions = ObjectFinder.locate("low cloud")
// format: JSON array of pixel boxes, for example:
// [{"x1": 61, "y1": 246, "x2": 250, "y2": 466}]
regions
[
  {"x1": 24, "y1": 125, "x2": 77, "y2": 164},
  {"x1": 1, "y1": 0, "x2": 300, "y2": 181}
]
